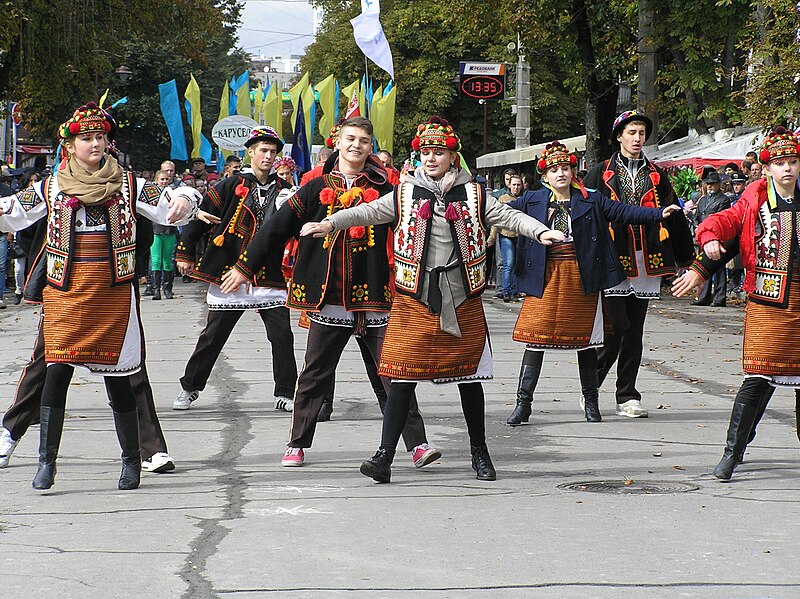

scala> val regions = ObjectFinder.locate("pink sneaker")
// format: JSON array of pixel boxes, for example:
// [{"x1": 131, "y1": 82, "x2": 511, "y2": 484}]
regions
[
  {"x1": 412, "y1": 443, "x2": 442, "y2": 468},
  {"x1": 281, "y1": 447, "x2": 305, "y2": 467}
]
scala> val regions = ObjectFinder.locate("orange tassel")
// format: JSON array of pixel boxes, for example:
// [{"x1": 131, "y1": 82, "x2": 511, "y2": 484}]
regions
[
  {"x1": 213, "y1": 234, "x2": 225, "y2": 246},
  {"x1": 659, "y1": 224, "x2": 669, "y2": 242},
  {"x1": 608, "y1": 225, "x2": 615, "y2": 241}
]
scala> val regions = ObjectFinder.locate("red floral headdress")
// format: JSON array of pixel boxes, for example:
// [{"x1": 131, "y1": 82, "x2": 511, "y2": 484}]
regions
[
  {"x1": 759, "y1": 126, "x2": 800, "y2": 164},
  {"x1": 411, "y1": 116, "x2": 461, "y2": 153},
  {"x1": 58, "y1": 102, "x2": 112, "y2": 140},
  {"x1": 537, "y1": 141, "x2": 577, "y2": 174}
]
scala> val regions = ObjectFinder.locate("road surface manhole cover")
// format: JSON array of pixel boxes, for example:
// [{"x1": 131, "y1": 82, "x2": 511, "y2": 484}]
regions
[{"x1": 558, "y1": 480, "x2": 699, "y2": 495}]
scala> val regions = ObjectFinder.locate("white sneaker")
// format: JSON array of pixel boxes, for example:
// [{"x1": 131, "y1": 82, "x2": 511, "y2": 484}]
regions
[
  {"x1": 275, "y1": 396, "x2": 294, "y2": 412},
  {"x1": 615, "y1": 399, "x2": 648, "y2": 418},
  {"x1": 0, "y1": 428, "x2": 18, "y2": 468},
  {"x1": 173, "y1": 389, "x2": 199, "y2": 410},
  {"x1": 141, "y1": 452, "x2": 176, "y2": 473}
]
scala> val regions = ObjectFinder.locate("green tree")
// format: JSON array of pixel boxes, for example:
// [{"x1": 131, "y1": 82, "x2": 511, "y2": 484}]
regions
[{"x1": 0, "y1": 0, "x2": 245, "y2": 168}]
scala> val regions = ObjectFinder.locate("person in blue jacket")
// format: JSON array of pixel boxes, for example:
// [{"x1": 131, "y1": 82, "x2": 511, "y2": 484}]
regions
[{"x1": 505, "y1": 141, "x2": 680, "y2": 425}]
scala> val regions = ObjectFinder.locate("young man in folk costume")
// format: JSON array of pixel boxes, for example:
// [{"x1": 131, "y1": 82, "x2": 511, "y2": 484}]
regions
[
  {"x1": 673, "y1": 127, "x2": 800, "y2": 480},
  {"x1": 0, "y1": 103, "x2": 199, "y2": 490},
  {"x1": 174, "y1": 127, "x2": 298, "y2": 413},
  {"x1": 301, "y1": 117, "x2": 565, "y2": 483},
  {"x1": 583, "y1": 111, "x2": 693, "y2": 418},
  {"x1": 220, "y1": 117, "x2": 440, "y2": 469}
]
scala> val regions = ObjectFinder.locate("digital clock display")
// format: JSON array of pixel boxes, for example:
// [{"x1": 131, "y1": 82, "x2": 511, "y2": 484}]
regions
[{"x1": 459, "y1": 75, "x2": 505, "y2": 100}]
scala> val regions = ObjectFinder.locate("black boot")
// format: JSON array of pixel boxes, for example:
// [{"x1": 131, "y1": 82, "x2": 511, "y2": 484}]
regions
[
  {"x1": 143, "y1": 272, "x2": 154, "y2": 296},
  {"x1": 360, "y1": 448, "x2": 393, "y2": 483},
  {"x1": 714, "y1": 401, "x2": 760, "y2": 480},
  {"x1": 162, "y1": 270, "x2": 174, "y2": 300},
  {"x1": 32, "y1": 406, "x2": 65, "y2": 490},
  {"x1": 578, "y1": 349, "x2": 602, "y2": 422},
  {"x1": 317, "y1": 400, "x2": 333, "y2": 422},
  {"x1": 739, "y1": 388, "x2": 774, "y2": 462},
  {"x1": 471, "y1": 444, "x2": 497, "y2": 481},
  {"x1": 507, "y1": 351, "x2": 543, "y2": 426},
  {"x1": 152, "y1": 271, "x2": 162, "y2": 300},
  {"x1": 113, "y1": 410, "x2": 141, "y2": 490}
]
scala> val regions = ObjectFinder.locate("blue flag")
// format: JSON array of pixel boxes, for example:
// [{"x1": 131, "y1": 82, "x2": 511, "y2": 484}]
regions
[
  {"x1": 158, "y1": 80, "x2": 188, "y2": 161},
  {"x1": 290, "y1": 95, "x2": 311, "y2": 173}
]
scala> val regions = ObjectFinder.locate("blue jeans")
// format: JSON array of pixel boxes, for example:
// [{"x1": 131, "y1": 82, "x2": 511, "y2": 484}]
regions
[
  {"x1": 497, "y1": 235, "x2": 516, "y2": 296},
  {"x1": 0, "y1": 234, "x2": 8, "y2": 296}
]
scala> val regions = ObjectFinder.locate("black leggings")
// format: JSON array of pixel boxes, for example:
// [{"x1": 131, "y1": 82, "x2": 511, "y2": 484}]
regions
[
  {"x1": 41, "y1": 364, "x2": 136, "y2": 413},
  {"x1": 379, "y1": 381, "x2": 486, "y2": 457}
]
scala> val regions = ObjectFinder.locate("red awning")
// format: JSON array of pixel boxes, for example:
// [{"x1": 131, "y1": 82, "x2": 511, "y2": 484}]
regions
[{"x1": 19, "y1": 145, "x2": 53, "y2": 154}]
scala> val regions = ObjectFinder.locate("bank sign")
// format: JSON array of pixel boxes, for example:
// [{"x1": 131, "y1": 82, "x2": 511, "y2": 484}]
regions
[
  {"x1": 458, "y1": 62, "x2": 507, "y2": 101},
  {"x1": 212, "y1": 115, "x2": 259, "y2": 151}
]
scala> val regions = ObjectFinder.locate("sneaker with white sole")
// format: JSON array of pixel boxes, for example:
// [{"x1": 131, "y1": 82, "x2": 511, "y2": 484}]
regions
[
  {"x1": 281, "y1": 447, "x2": 304, "y2": 467},
  {"x1": 173, "y1": 389, "x2": 199, "y2": 410},
  {"x1": 0, "y1": 428, "x2": 18, "y2": 468},
  {"x1": 412, "y1": 443, "x2": 442, "y2": 468},
  {"x1": 616, "y1": 399, "x2": 648, "y2": 418},
  {"x1": 274, "y1": 396, "x2": 294, "y2": 412},
  {"x1": 141, "y1": 452, "x2": 176, "y2": 473}
]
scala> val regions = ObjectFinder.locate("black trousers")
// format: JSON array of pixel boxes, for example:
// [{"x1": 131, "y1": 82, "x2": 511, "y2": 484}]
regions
[
  {"x1": 180, "y1": 307, "x2": 297, "y2": 398},
  {"x1": 597, "y1": 294, "x2": 650, "y2": 404},
  {"x1": 697, "y1": 269, "x2": 727, "y2": 305},
  {"x1": 2, "y1": 313, "x2": 168, "y2": 460},
  {"x1": 289, "y1": 321, "x2": 428, "y2": 452}
]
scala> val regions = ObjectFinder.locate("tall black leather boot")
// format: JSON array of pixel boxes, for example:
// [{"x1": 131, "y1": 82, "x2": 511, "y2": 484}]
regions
[
  {"x1": 162, "y1": 270, "x2": 174, "y2": 300},
  {"x1": 113, "y1": 410, "x2": 141, "y2": 490},
  {"x1": 714, "y1": 401, "x2": 760, "y2": 480},
  {"x1": 739, "y1": 386, "x2": 774, "y2": 462},
  {"x1": 32, "y1": 406, "x2": 65, "y2": 490},
  {"x1": 578, "y1": 349, "x2": 602, "y2": 422},
  {"x1": 143, "y1": 271, "x2": 155, "y2": 296},
  {"x1": 152, "y1": 270, "x2": 162, "y2": 300},
  {"x1": 470, "y1": 444, "x2": 497, "y2": 481},
  {"x1": 507, "y1": 351, "x2": 544, "y2": 426}
]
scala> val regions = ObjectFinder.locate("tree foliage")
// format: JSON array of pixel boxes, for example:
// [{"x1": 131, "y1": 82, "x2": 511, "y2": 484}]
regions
[{"x1": 0, "y1": 0, "x2": 246, "y2": 168}]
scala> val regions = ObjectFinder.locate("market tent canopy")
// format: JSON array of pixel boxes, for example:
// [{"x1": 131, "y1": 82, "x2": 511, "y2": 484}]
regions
[
  {"x1": 648, "y1": 128, "x2": 762, "y2": 172},
  {"x1": 476, "y1": 135, "x2": 586, "y2": 170}
]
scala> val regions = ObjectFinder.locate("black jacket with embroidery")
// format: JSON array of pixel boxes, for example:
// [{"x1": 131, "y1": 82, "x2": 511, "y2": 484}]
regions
[
  {"x1": 176, "y1": 171, "x2": 291, "y2": 287},
  {"x1": 235, "y1": 153, "x2": 394, "y2": 311},
  {"x1": 584, "y1": 153, "x2": 694, "y2": 277}
]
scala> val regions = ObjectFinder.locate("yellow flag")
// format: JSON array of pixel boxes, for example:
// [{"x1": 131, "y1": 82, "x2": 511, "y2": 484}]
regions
[
  {"x1": 236, "y1": 74, "x2": 251, "y2": 118},
  {"x1": 372, "y1": 84, "x2": 396, "y2": 154},
  {"x1": 253, "y1": 81, "x2": 264, "y2": 124},
  {"x1": 263, "y1": 83, "x2": 283, "y2": 141},
  {"x1": 358, "y1": 83, "x2": 366, "y2": 118},
  {"x1": 184, "y1": 74, "x2": 204, "y2": 159},
  {"x1": 99, "y1": 88, "x2": 110, "y2": 108},
  {"x1": 217, "y1": 80, "x2": 231, "y2": 159},
  {"x1": 315, "y1": 74, "x2": 337, "y2": 139},
  {"x1": 289, "y1": 73, "x2": 315, "y2": 138}
]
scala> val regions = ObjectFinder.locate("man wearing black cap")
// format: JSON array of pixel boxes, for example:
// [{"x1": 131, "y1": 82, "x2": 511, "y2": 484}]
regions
[
  {"x1": 693, "y1": 169, "x2": 731, "y2": 306},
  {"x1": 173, "y1": 126, "x2": 298, "y2": 412},
  {"x1": 190, "y1": 157, "x2": 209, "y2": 181},
  {"x1": 584, "y1": 111, "x2": 694, "y2": 418}
]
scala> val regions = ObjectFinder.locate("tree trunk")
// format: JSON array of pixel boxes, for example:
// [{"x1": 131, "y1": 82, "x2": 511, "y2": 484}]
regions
[
  {"x1": 638, "y1": 0, "x2": 658, "y2": 147},
  {"x1": 571, "y1": 0, "x2": 616, "y2": 164},
  {"x1": 672, "y1": 47, "x2": 710, "y2": 135}
]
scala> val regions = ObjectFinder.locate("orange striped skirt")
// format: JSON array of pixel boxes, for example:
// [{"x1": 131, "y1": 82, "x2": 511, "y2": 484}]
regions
[
  {"x1": 379, "y1": 294, "x2": 486, "y2": 380},
  {"x1": 513, "y1": 246, "x2": 601, "y2": 349},
  {"x1": 43, "y1": 233, "x2": 132, "y2": 366},
  {"x1": 743, "y1": 273, "x2": 800, "y2": 376}
]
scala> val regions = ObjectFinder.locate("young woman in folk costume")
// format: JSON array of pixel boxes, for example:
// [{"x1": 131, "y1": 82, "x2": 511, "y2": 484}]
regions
[
  {"x1": 505, "y1": 142, "x2": 680, "y2": 425},
  {"x1": 673, "y1": 127, "x2": 800, "y2": 480},
  {"x1": 301, "y1": 116, "x2": 565, "y2": 482},
  {"x1": 0, "y1": 102, "x2": 199, "y2": 491}
]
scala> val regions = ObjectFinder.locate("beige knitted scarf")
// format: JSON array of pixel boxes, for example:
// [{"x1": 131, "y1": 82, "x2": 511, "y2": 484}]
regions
[{"x1": 58, "y1": 155, "x2": 124, "y2": 206}]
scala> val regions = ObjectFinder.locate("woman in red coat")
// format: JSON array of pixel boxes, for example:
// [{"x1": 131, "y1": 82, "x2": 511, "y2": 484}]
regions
[{"x1": 673, "y1": 127, "x2": 800, "y2": 480}]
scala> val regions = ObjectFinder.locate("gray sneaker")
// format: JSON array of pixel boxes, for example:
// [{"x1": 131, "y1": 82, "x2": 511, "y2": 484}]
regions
[
  {"x1": 173, "y1": 389, "x2": 199, "y2": 410},
  {"x1": 0, "y1": 427, "x2": 19, "y2": 468}
]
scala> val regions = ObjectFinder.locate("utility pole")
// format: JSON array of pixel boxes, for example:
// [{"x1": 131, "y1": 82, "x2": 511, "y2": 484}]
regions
[
  {"x1": 512, "y1": 34, "x2": 530, "y2": 149},
  {"x1": 638, "y1": 0, "x2": 658, "y2": 149}
]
